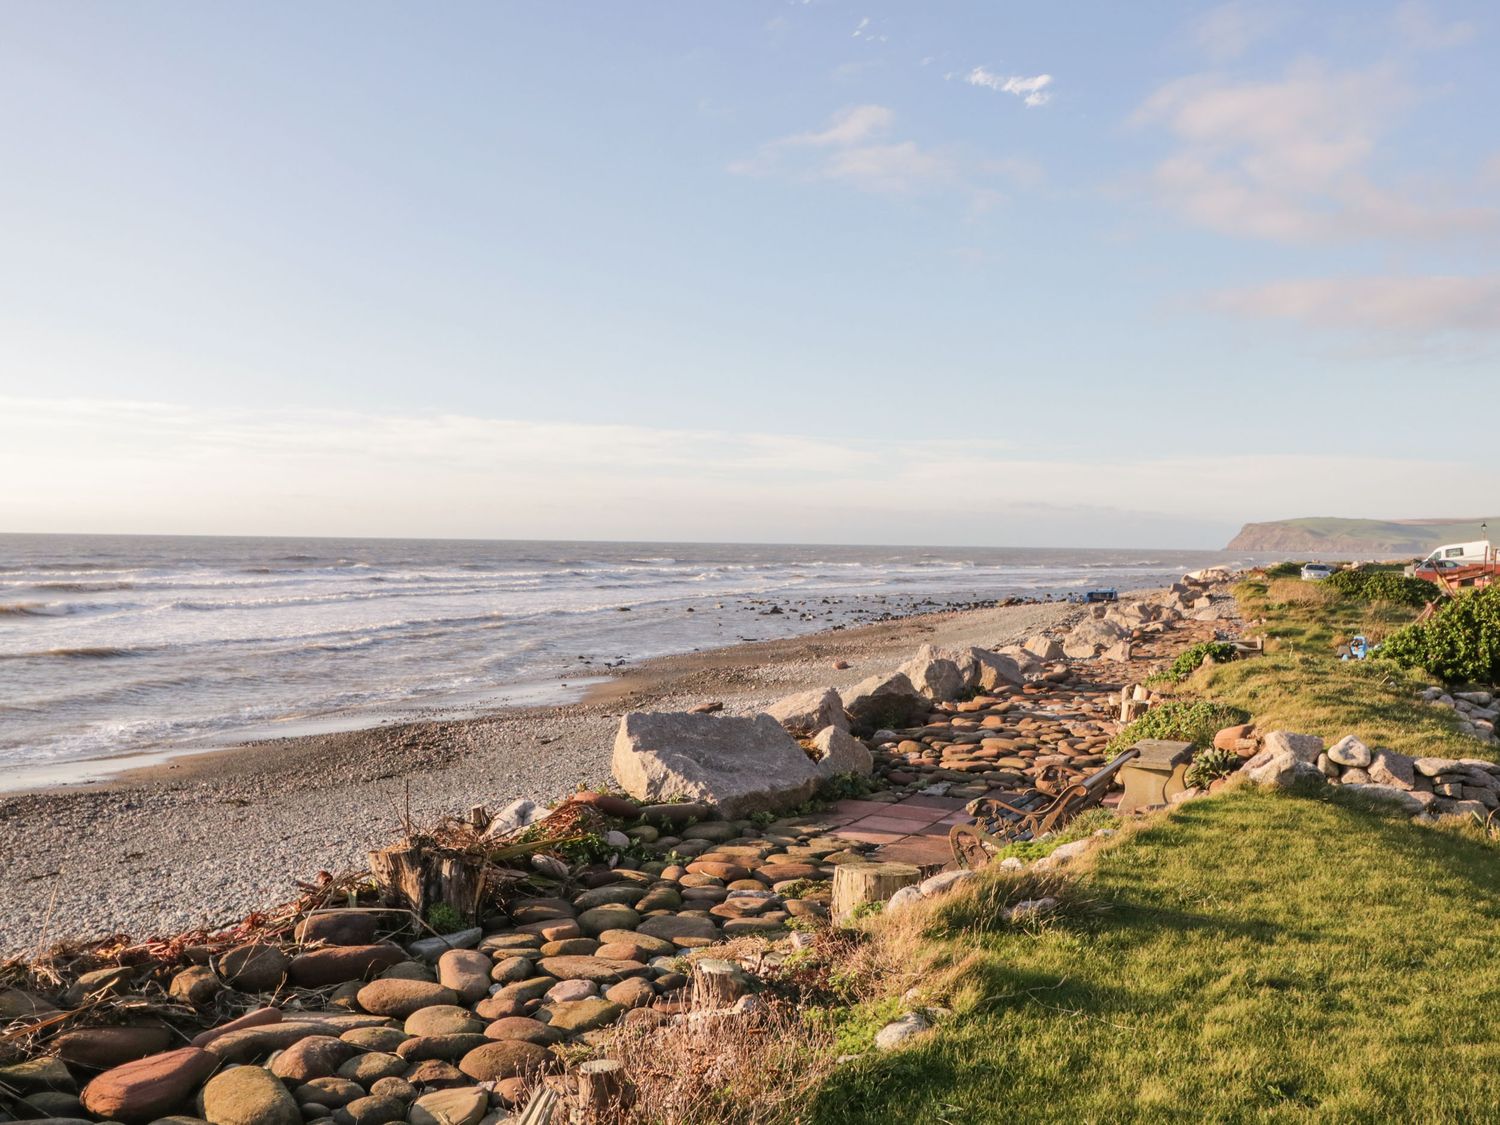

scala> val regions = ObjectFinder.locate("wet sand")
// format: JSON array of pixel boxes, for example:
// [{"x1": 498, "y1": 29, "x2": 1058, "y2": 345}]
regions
[{"x1": 0, "y1": 599, "x2": 1079, "y2": 956}]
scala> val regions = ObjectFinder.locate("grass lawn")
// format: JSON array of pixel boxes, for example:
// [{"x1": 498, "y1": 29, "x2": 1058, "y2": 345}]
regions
[{"x1": 807, "y1": 786, "x2": 1500, "y2": 1123}]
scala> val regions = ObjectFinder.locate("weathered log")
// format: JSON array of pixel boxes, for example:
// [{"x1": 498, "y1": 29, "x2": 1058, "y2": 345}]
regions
[
  {"x1": 368, "y1": 841, "x2": 484, "y2": 922},
  {"x1": 831, "y1": 861, "x2": 922, "y2": 923}
]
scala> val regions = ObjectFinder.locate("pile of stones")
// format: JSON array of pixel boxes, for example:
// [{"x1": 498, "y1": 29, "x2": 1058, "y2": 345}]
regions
[
  {"x1": 0, "y1": 797, "x2": 884, "y2": 1125},
  {"x1": 1420, "y1": 687, "x2": 1499, "y2": 745}
]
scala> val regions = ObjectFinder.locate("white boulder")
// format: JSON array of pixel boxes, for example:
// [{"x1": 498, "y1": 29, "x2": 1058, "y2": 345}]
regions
[
  {"x1": 763, "y1": 687, "x2": 848, "y2": 736},
  {"x1": 809, "y1": 725, "x2": 874, "y2": 777}
]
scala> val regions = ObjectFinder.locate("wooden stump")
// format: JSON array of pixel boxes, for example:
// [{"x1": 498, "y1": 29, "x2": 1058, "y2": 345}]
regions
[
  {"x1": 691, "y1": 958, "x2": 751, "y2": 1009},
  {"x1": 832, "y1": 862, "x2": 922, "y2": 923},
  {"x1": 368, "y1": 840, "x2": 485, "y2": 922},
  {"x1": 577, "y1": 1059, "x2": 630, "y2": 1119}
]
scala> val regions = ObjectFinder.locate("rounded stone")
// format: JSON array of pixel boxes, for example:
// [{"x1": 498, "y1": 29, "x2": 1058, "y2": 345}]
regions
[
  {"x1": 482, "y1": 1017, "x2": 560, "y2": 1045},
  {"x1": 338, "y1": 1027, "x2": 408, "y2": 1053},
  {"x1": 200, "y1": 1065, "x2": 300, "y2": 1125},
  {"x1": 457, "y1": 1041, "x2": 556, "y2": 1083},
  {"x1": 403, "y1": 1005, "x2": 483, "y2": 1038},
  {"x1": 270, "y1": 1036, "x2": 353, "y2": 1083},
  {"x1": 489, "y1": 956, "x2": 534, "y2": 984},
  {"x1": 603, "y1": 977, "x2": 656, "y2": 1009},
  {"x1": 576, "y1": 905, "x2": 641, "y2": 937},
  {"x1": 216, "y1": 944, "x2": 290, "y2": 993},
  {"x1": 294, "y1": 1078, "x2": 365, "y2": 1109},
  {"x1": 336, "y1": 1052, "x2": 408, "y2": 1084},
  {"x1": 356, "y1": 980, "x2": 459, "y2": 1018}
]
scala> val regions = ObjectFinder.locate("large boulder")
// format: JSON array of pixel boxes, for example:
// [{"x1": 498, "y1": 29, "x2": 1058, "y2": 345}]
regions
[
  {"x1": 963, "y1": 648, "x2": 1025, "y2": 690},
  {"x1": 809, "y1": 725, "x2": 873, "y2": 777},
  {"x1": 1024, "y1": 635, "x2": 1064, "y2": 662},
  {"x1": 897, "y1": 645, "x2": 967, "y2": 702},
  {"x1": 1243, "y1": 731, "x2": 1324, "y2": 789},
  {"x1": 612, "y1": 712, "x2": 820, "y2": 818},
  {"x1": 842, "y1": 673, "x2": 929, "y2": 732},
  {"x1": 762, "y1": 688, "x2": 848, "y2": 736}
]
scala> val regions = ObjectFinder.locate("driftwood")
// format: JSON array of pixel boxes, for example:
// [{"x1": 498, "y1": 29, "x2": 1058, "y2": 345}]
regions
[
  {"x1": 831, "y1": 862, "x2": 921, "y2": 923},
  {"x1": 368, "y1": 840, "x2": 486, "y2": 922}
]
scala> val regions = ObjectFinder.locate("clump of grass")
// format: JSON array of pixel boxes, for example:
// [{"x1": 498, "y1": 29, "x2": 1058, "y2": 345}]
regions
[
  {"x1": 987, "y1": 807, "x2": 1118, "y2": 864},
  {"x1": 1106, "y1": 700, "x2": 1250, "y2": 757},
  {"x1": 1164, "y1": 640, "x2": 1237, "y2": 683}
]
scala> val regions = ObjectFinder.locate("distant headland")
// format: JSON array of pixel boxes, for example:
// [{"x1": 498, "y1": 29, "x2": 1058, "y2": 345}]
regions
[{"x1": 1227, "y1": 517, "x2": 1500, "y2": 555}]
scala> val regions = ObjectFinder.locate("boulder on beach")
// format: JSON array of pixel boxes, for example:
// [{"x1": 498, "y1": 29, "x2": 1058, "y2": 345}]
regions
[
  {"x1": 898, "y1": 645, "x2": 967, "y2": 702},
  {"x1": 611, "y1": 711, "x2": 821, "y2": 818},
  {"x1": 762, "y1": 687, "x2": 849, "y2": 735},
  {"x1": 810, "y1": 725, "x2": 873, "y2": 777},
  {"x1": 842, "y1": 673, "x2": 929, "y2": 732}
]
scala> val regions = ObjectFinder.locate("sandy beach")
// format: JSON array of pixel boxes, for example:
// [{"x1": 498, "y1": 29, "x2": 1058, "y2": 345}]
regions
[{"x1": 0, "y1": 598, "x2": 1078, "y2": 956}]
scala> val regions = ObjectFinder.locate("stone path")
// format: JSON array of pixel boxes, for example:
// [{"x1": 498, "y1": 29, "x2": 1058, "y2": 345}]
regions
[{"x1": 824, "y1": 794, "x2": 971, "y2": 868}]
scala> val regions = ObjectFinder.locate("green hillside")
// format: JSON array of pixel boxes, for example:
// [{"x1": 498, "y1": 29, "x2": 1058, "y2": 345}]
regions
[{"x1": 1227, "y1": 517, "x2": 1497, "y2": 555}]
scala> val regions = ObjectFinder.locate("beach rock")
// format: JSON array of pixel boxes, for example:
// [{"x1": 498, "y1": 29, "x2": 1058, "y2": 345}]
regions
[
  {"x1": 204, "y1": 1021, "x2": 344, "y2": 1063},
  {"x1": 483, "y1": 1016, "x2": 560, "y2": 1045},
  {"x1": 898, "y1": 646, "x2": 966, "y2": 702},
  {"x1": 169, "y1": 966, "x2": 223, "y2": 1007},
  {"x1": 1326, "y1": 736, "x2": 1372, "y2": 768},
  {"x1": 0, "y1": 1057, "x2": 75, "y2": 1093},
  {"x1": 1341, "y1": 783, "x2": 1428, "y2": 815},
  {"x1": 636, "y1": 914, "x2": 719, "y2": 945},
  {"x1": 1369, "y1": 750, "x2": 1417, "y2": 791},
  {"x1": 200, "y1": 1066, "x2": 299, "y2": 1125},
  {"x1": 603, "y1": 977, "x2": 657, "y2": 1009},
  {"x1": 54, "y1": 1026, "x2": 173, "y2": 1069},
  {"x1": 874, "y1": 1012, "x2": 931, "y2": 1051},
  {"x1": 216, "y1": 943, "x2": 288, "y2": 992},
  {"x1": 332, "y1": 1095, "x2": 406, "y2": 1125},
  {"x1": 81, "y1": 1048, "x2": 217, "y2": 1123},
  {"x1": 482, "y1": 799, "x2": 547, "y2": 838},
  {"x1": 296, "y1": 912, "x2": 380, "y2": 947},
  {"x1": 436, "y1": 950, "x2": 492, "y2": 1004},
  {"x1": 1024, "y1": 635, "x2": 1064, "y2": 662},
  {"x1": 296, "y1": 1077, "x2": 365, "y2": 1109},
  {"x1": 409, "y1": 1088, "x2": 489, "y2": 1125},
  {"x1": 541, "y1": 998, "x2": 624, "y2": 1035},
  {"x1": 457, "y1": 1041, "x2": 555, "y2": 1083},
  {"x1": 190, "y1": 1007, "x2": 282, "y2": 1049},
  {"x1": 763, "y1": 688, "x2": 848, "y2": 735},
  {"x1": 810, "y1": 725, "x2": 873, "y2": 777},
  {"x1": 290, "y1": 943, "x2": 407, "y2": 988},
  {"x1": 0, "y1": 988, "x2": 58, "y2": 1019},
  {"x1": 356, "y1": 980, "x2": 459, "y2": 1018},
  {"x1": 1242, "y1": 731, "x2": 1324, "y2": 789},
  {"x1": 537, "y1": 956, "x2": 648, "y2": 983},
  {"x1": 409, "y1": 929, "x2": 483, "y2": 961},
  {"x1": 568, "y1": 790, "x2": 640, "y2": 818},
  {"x1": 395, "y1": 1034, "x2": 490, "y2": 1062},
  {"x1": 401, "y1": 1060, "x2": 468, "y2": 1090},
  {"x1": 966, "y1": 648, "x2": 1025, "y2": 691},
  {"x1": 337, "y1": 1053, "x2": 408, "y2": 1085},
  {"x1": 404, "y1": 1006, "x2": 483, "y2": 1037},
  {"x1": 270, "y1": 1036, "x2": 355, "y2": 1083},
  {"x1": 843, "y1": 673, "x2": 929, "y2": 732},
  {"x1": 612, "y1": 711, "x2": 820, "y2": 818}
]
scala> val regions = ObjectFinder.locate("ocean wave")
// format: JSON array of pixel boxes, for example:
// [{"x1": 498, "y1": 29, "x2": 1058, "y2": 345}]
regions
[
  {"x1": 0, "y1": 600, "x2": 132, "y2": 617},
  {"x1": 4, "y1": 646, "x2": 146, "y2": 660},
  {"x1": 30, "y1": 580, "x2": 136, "y2": 592}
]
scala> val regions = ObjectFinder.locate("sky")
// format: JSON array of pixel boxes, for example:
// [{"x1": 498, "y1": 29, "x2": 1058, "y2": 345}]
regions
[{"x1": 1, "y1": 1, "x2": 1497, "y2": 548}]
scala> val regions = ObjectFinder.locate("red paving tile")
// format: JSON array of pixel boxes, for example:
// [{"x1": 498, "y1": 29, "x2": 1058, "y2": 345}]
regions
[
  {"x1": 939, "y1": 813, "x2": 973, "y2": 826},
  {"x1": 835, "y1": 829, "x2": 903, "y2": 845},
  {"x1": 848, "y1": 814, "x2": 940, "y2": 834},
  {"x1": 872, "y1": 803, "x2": 950, "y2": 822},
  {"x1": 831, "y1": 799, "x2": 900, "y2": 817},
  {"x1": 897, "y1": 795, "x2": 970, "y2": 811},
  {"x1": 876, "y1": 839, "x2": 954, "y2": 867}
]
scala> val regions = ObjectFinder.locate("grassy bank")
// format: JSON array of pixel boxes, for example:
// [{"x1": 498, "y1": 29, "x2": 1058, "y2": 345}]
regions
[
  {"x1": 1193, "y1": 574, "x2": 1484, "y2": 761},
  {"x1": 807, "y1": 787, "x2": 1500, "y2": 1122}
]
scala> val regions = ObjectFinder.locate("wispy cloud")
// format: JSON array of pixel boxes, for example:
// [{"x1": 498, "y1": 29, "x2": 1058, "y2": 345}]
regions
[
  {"x1": 1208, "y1": 276, "x2": 1500, "y2": 344},
  {"x1": 1133, "y1": 63, "x2": 1499, "y2": 243},
  {"x1": 965, "y1": 67, "x2": 1053, "y2": 107}
]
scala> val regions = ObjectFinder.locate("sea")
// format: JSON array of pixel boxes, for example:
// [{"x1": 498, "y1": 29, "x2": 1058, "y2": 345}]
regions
[{"x1": 0, "y1": 535, "x2": 1260, "y2": 786}]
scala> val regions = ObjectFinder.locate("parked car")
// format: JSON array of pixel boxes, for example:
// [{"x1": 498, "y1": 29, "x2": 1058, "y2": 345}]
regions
[{"x1": 1301, "y1": 563, "x2": 1335, "y2": 581}]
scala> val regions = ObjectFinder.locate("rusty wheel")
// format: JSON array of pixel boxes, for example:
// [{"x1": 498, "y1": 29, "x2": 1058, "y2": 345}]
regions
[{"x1": 950, "y1": 824, "x2": 995, "y2": 871}]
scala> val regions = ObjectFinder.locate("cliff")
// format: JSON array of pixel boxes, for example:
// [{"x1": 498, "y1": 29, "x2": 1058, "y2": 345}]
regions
[{"x1": 1227, "y1": 517, "x2": 1498, "y2": 556}]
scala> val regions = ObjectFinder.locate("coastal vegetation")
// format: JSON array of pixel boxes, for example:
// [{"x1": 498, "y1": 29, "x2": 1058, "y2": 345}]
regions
[{"x1": 1381, "y1": 585, "x2": 1500, "y2": 686}]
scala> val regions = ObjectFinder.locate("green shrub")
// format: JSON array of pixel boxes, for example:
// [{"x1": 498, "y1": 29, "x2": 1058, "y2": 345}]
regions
[
  {"x1": 425, "y1": 902, "x2": 465, "y2": 933},
  {"x1": 1166, "y1": 641, "x2": 1237, "y2": 683},
  {"x1": 1107, "y1": 700, "x2": 1251, "y2": 757},
  {"x1": 1324, "y1": 568, "x2": 1436, "y2": 608},
  {"x1": 1265, "y1": 561, "x2": 1305, "y2": 579},
  {"x1": 1184, "y1": 746, "x2": 1239, "y2": 789},
  {"x1": 1379, "y1": 587, "x2": 1500, "y2": 685}
]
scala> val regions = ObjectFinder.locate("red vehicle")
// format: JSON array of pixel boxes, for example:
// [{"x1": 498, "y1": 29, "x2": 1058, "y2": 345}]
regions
[{"x1": 1410, "y1": 540, "x2": 1497, "y2": 592}]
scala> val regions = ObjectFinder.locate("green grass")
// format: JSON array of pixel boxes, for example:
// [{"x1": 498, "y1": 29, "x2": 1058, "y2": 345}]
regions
[
  {"x1": 808, "y1": 787, "x2": 1500, "y2": 1123},
  {"x1": 1195, "y1": 576, "x2": 1488, "y2": 762},
  {"x1": 988, "y1": 806, "x2": 1118, "y2": 863}
]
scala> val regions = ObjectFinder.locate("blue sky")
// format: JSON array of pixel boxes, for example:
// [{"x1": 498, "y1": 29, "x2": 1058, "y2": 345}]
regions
[{"x1": 1, "y1": 1, "x2": 1496, "y2": 547}]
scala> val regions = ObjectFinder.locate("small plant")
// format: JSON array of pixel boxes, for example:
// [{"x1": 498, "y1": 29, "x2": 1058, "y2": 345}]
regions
[
  {"x1": 1265, "y1": 561, "x2": 1306, "y2": 580},
  {"x1": 1325, "y1": 568, "x2": 1437, "y2": 608},
  {"x1": 1107, "y1": 700, "x2": 1251, "y2": 757},
  {"x1": 1166, "y1": 641, "x2": 1237, "y2": 683},
  {"x1": 1185, "y1": 746, "x2": 1239, "y2": 789},
  {"x1": 425, "y1": 902, "x2": 465, "y2": 933}
]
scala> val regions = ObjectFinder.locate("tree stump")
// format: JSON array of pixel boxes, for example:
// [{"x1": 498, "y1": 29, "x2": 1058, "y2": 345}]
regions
[
  {"x1": 576, "y1": 1059, "x2": 630, "y2": 1119},
  {"x1": 832, "y1": 861, "x2": 922, "y2": 923},
  {"x1": 368, "y1": 840, "x2": 485, "y2": 922},
  {"x1": 691, "y1": 957, "x2": 752, "y2": 1009}
]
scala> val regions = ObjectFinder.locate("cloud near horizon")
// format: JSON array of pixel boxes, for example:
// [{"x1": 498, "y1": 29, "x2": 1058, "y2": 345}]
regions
[{"x1": 4, "y1": 397, "x2": 1496, "y2": 548}]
